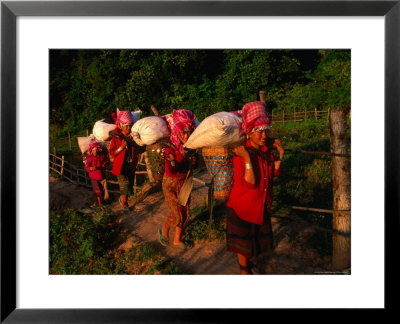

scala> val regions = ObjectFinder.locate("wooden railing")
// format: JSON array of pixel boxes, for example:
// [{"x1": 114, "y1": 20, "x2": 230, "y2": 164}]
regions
[
  {"x1": 49, "y1": 153, "x2": 149, "y2": 194},
  {"x1": 271, "y1": 108, "x2": 330, "y2": 123}
]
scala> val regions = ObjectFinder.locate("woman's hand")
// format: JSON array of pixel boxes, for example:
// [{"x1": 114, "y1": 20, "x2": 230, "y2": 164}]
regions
[
  {"x1": 120, "y1": 140, "x2": 127, "y2": 149},
  {"x1": 233, "y1": 145, "x2": 255, "y2": 185},
  {"x1": 232, "y1": 145, "x2": 250, "y2": 162},
  {"x1": 166, "y1": 153, "x2": 175, "y2": 162},
  {"x1": 90, "y1": 167, "x2": 96, "y2": 171},
  {"x1": 274, "y1": 161, "x2": 281, "y2": 170},
  {"x1": 273, "y1": 138, "x2": 284, "y2": 158}
]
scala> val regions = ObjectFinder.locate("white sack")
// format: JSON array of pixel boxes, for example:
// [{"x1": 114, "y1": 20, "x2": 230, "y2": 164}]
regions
[
  {"x1": 92, "y1": 120, "x2": 115, "y2": 141},
  {"x1": 77, "y1": 135, "x2": 107, "y2": 154},
  {"x1": 184, "y1": 112, "x2": 245, "y2": 149},
  {"x1": 131, "y1": 116, "x2": 170, "y2": 146},
  {"x1": 77, "y1": 136, "x2": 92, "y2": 154}
]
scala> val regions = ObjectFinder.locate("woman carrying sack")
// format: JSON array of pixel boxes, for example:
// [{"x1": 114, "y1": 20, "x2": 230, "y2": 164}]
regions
[
  {"x1": 226, "y1": 101, "x2": 284, "y2": 274},
  {"x1": 109, "y1": 110, "x2": 144, "y2": 211},
  {"x1": 158, "y1": 109, "x2": 197, "y2": 250}
]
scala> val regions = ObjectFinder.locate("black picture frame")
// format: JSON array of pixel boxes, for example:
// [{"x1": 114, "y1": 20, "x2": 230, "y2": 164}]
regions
[{"x1": 1, "y1": 0, "x2": 398, "y2": 322}]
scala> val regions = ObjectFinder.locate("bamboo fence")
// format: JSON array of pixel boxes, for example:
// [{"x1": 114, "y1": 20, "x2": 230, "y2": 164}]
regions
[
  {"x1": 271, "y1": 108, "x2": 330, "y2": 123},
  {"x1": 49, "y1": 152, "x2": 148, "y2": 194}
]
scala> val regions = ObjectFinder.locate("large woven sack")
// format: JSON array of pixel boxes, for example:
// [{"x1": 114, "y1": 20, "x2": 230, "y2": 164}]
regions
[
  {"x1": 92, "y1": 120, "x2": 115, "y2": 141},
  {"x1": 184, "y1": 112, "x2": 244, "y2": 149},
  {"x1": 145, "y1": 138, "x2": 172, "y2": 181},
  {"x1": 131, "y1": 116, "x2": 170, "y2": 146}
]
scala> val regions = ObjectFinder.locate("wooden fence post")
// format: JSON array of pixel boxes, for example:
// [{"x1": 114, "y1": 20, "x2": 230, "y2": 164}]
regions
[
  {"x1": 259, "y1": 90, "x2": 266, "y2": 103},
  {"x1": 282, "y1": 110, "x2": 285, "y2": 122},
  {"x1": 304, "y1": 109, "x2": 307, "y2": 121},
  {"x1": 329, "y1": 109, "x2": 351, "y2": 270},
  {"x1": 150, "y1": 105, "x2": 160, "y2": 116},
  {"x1": 86, "y1": 129, "x2": 89, "y2": 137},
  {"x1": 143, "y1": 152, "x2": 156, "y2": 183},
  {"x1": 315, "y1": 106, "x2": 318, "y2": 120},
  {"x1": 61, "y1": 155, "x2": 65, "y2": 176}
]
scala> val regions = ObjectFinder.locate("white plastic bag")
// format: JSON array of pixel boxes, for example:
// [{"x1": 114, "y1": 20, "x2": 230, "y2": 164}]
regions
[
  {"x1": 92, "y1": 120, "x2": 115, "y2": 141},
  {"x1": 77, "y1": 136, "x2": 93, "y2": 154},
  {"x1": 77, "y1": 135, "x2": 107, "y2": 154},
  {"x1": 184, "y1": 112, "x2": 245, "y2": 149},
  {"x1": 131, "y1": 116, "x2": 170, "y2": 146}
]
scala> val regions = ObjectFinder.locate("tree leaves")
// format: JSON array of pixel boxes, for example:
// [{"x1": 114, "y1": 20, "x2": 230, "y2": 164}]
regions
[{"x1": 50, "y1": 49, "x2": 350, "y2": 135}]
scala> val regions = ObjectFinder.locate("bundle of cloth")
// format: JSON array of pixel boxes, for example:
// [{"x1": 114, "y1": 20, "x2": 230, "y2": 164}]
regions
[
  {"x1": 183, "y1": 102, "x2": 271, "y2": 201},
  {"x1": 184, "y1": 111, "x2": 245, "y2": 150},
  {"x1": 93, "y1": 110, "x2": 141, "y2": 142},
  {"x1": 77, "y1": 134, "x2": 107, "y2": 155},
  {"x1": 131, "y1": 116, "x2": 171, "y2": 146},
  {"x1": 77, "y1": 109, "x2": 141, "y2": 159}
]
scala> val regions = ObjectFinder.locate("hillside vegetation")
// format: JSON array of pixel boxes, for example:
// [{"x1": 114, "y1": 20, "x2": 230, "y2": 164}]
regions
[{"x1": 50, "y1": 49, "x2": 350, "y2": 136}]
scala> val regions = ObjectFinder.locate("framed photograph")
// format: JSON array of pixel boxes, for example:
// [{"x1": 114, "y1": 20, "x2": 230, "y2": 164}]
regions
[{"x1": 1, "y1": 0, "x2": 398, "y2": 322}]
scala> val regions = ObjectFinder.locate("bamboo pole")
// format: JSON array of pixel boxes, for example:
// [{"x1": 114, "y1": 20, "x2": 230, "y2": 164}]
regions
[
  {"x1": 61, "y1": 155, "x2": 64, "y2": 176},
  {"x1": 259, "y1": 90, "x2": 266, "y2": 103},
  {"x1": 285, "y1": 148, "x2": 350, "y2": 158},
  {"x1": 49, "y1": 166, "x2": 62, "y2": 175},
  {"x1": 150, "y1": 105, "x2": 160, "y2": 116},
  {"x1": 292, "y1": 206, "x2": 351, "y2": 215},
  {"x1": 143, "y1": 152, "x2": 156, "y2": 183}
]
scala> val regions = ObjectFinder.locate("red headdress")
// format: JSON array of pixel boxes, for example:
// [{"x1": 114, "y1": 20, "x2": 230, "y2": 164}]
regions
[{"x1": 241, "y1": 101, "x2": 270, "y2": 134}]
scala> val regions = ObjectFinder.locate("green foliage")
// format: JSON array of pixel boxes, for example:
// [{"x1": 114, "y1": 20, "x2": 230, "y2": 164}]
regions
[
  {"x1": 50, "y1": 208, "x2": 122, "y2": 274},
  {"x1": 50, "y1": 49, "x2": 349, "y2": 137},
  {"x1": 49, "y1": 208, "x2": 186, "y2": 274},
  {"x1": 118, "y1": 243, "x2": 187, "y2": 274},
  {"x1": 186, "y1": 202, "x2": 226, "y2": 242},
  {"x1": 271, "y1": 121, "x2": 333, "y2": 213},
  {"x1": 270, "y1": 121, "x2": 338, "y2": 257}
]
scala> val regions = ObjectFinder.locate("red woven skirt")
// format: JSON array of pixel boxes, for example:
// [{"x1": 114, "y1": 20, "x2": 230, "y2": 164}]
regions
[
  {"x1": 162, "y1": 174, "x2": 190, "y2": 228},
  {"x1": 226, "y1": 206, "x2": 273, "y2": 259}
]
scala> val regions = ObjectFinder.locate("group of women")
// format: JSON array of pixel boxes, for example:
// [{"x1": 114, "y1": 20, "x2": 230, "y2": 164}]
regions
[{"x1": 92, "y1": 101, "x2": 284, "y2": 275}]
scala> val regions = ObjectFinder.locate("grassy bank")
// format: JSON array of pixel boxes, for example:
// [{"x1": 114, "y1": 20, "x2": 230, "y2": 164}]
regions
[{"x1": 50, "y1": 208, "x2": 186, "y2": 274}]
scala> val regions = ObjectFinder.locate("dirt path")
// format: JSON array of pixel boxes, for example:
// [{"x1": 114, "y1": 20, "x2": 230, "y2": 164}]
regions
[{"x1": 50, "y1": 172, "x2": 334, "y2": 275}]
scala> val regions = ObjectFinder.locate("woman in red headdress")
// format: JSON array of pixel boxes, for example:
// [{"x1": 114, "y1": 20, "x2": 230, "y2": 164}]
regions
[
  {"x1": 226, "y1": 101, "x2": 285, "y2": 274},
  {"x1": 158, "y1": 109, "x2": 197, "y2": 250},
  {"x1": 109, "y1": 110, "x2": 144, "y2": 211}
]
